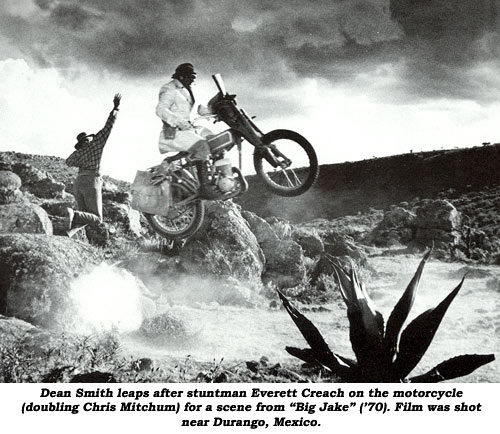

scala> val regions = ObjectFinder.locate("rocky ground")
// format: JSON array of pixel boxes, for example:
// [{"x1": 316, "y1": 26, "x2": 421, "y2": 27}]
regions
[{"x1": 0, "y1": 150, "x2": 498, "y2": 383}]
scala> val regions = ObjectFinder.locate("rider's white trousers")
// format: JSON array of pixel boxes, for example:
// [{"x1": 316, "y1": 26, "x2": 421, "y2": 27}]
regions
[{"x1": 158, "y1": 126, "x2": 212, "y2": 156}]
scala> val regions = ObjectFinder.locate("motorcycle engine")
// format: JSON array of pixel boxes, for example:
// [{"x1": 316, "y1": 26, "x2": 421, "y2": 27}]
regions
[
  {"x1": 214, "y1": 157, "x2": 236, "y2": 193},
  {"x1": 218, "y1": 176, "x2": 236, "y2": 193}
]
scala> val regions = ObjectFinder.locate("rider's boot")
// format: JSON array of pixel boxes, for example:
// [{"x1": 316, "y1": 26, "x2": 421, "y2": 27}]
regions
[{"x1": 196, "y1": 160, "x2": 222, "y2": 200}]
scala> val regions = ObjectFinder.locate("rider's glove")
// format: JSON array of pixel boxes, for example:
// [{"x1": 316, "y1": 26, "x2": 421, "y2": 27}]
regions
[{"x1": 177, "y1": 119, "x2": 192, "y2": 130}]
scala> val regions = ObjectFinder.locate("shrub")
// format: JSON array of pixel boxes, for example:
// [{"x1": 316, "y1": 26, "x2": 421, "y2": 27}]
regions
[{"x1": 279, "y1": 251, "x2": 495, "y2": 382}]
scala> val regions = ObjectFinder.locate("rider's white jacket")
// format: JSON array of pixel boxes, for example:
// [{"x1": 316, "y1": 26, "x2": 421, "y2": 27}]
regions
[{"x1": 155, "y1": 79, "x2": 211, "y2": 154}]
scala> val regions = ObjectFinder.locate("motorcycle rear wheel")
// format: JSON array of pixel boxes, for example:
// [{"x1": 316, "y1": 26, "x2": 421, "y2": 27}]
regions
[
  {"x1": 144, "y1": 182, "x2": 205, "y2": 240},
  {"x1": 254, "y1": 129, "x2": 319, "y2": 197}
]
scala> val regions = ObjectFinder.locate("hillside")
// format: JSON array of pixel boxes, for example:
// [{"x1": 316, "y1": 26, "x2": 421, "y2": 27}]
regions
[
  {"x1": 236, "y1": 144, "x2": 500, "y2": 222},
  {"x1": 3, "y1": 144, "x2": 499, "y2": 223}
]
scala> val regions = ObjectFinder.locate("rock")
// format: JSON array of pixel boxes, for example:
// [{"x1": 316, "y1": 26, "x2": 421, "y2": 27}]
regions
[
  {"x1": 369, "y1": 207, "x2": 416, "y2": 246},
  {"x1": 41, "y1": 198, "x2": 77, "y2": 217},
  {"x1": 180, "y1": 201, "x2": 264, "y2": 281},
  {"x1": 383, "y1": 206, "x2": 416, "y2": 228},
  {"x1": 0, "y1": 170, "x2": 23, "y2": 204},
  {"x1": 261, "y1": 239, "x2": 306, "y2": 288},
  {"x1": 132, "y1": 358, "x2": 154, "y2": 372},
  {"x1": 241, "y1": 210, "x2": 279, "y2": 243},
  {"x1": 322, "y1": 230, "x2": 367, "y2": 264},
  {"x1": 0, "y1": 202, "x2": 53, "y2": 235},
  {"x1": 246, "y1": 360, "x2": 260, "y2": 373},
  {"x1": 69, "y1": 372, "x2": 117, "y2": 383},
  {"x1": 411, "y1": 200, "x2": 462, "y2": 249},
  {"x1": 415, "y1": 199, "x2": 461, "y2": 231},
  {"x1": 11, "y1": 163, "x2": 66, "y2": 199},
  {"x1": 265, "y1": 216, "x2": 293, "y2": 240},
  {"x1": 25, "y1": 177, "x2": 66, "y2": 199},
  {"x1": 139, "y1": 312, "x2": 187, "y2": 340},
  {"x1": 0, "y1": 234, "x2": 103, "y2": 328},
  {"x1": 12, "y1": 162, "x2": 48, "y2": 185},
  {"x1": 414, "y1": 228, "x2": 461, "y2": 244},
  {"x1": 0, "y1": 161, "x2": 12, "y2": 171},
  {"x1": 292, "y1": 228, "x2": 324, "y2": 257},
  {"x1": 103, "y1": 190, "x2": 131, "y2": 204},
  {"x1": 103, "y1": 202, "x2": 142, "y2": 237},
  {"x1": 214, "y1": 372, "x2": 228, "y2": 383},
  {"x1": 102, "y1": 179, "x2": 131, "y2": 204},
  {"x1": 85, "y1": 223, "x2": 110, "y2": 247},
  {"x1": 0, "y1": 315, "x2": 64, "y2": 356},
  {"x1": 310, "y1": 254, "x2": 354, "y2": 284}
]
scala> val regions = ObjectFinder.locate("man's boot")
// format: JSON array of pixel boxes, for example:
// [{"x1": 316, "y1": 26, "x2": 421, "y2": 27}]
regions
[{"x1": 196, "y1": 160, "x2": 221, "y2": 200}]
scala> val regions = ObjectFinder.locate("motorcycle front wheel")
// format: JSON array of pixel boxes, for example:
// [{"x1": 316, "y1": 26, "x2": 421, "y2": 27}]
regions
[
  {"x1": 144, "y1": 182, "x2": 205, "y2": 240},
  {"x1": 253, "y1": 129, "x2": 319, "y2": 197}
]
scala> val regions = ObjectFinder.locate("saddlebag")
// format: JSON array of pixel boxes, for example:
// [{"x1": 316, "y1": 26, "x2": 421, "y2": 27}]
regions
[{"x1": 130, "y1": 170, "x2": 172, "y2": 216}]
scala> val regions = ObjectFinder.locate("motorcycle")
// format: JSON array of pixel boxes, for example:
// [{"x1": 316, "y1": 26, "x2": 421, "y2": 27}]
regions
[{"x1": 136, "y1": 74, "x2": 319, "y2": 240}]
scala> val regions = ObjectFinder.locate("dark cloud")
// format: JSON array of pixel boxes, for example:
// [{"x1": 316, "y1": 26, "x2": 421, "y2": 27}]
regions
[
  {"x1": 388, "y1": 0, "x2": 500, "y2": 102},
  {"x1": 0, "y1": 1, "x2": 398, "y2": 78},
  {"x1": 1, "y1": 0, "x2": 500, "y2": 103},
  {"x1": 34, "y1": 0, "x2": 55, "y2": 10},
  {"x1": 50, "y1": 3, "x2": 97, "y2": 30}
]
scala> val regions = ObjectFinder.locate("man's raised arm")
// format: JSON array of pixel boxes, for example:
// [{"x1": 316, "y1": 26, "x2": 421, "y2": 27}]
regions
[{"x1": 94, "y1": 93, "x2": 121, "y2": 145}]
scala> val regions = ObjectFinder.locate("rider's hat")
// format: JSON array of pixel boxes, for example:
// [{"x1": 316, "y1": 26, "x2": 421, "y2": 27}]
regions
[
  {"x1": 75, "y1": 132, "x2": 92, "y2": 149},
  {"x1": 174, "y1": 63, "x2": 196, "y2": 77}
]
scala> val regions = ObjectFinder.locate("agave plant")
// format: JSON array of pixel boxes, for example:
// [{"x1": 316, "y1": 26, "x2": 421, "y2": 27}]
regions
[{"x1": 279, "y1": 251, "x2": 495, "y2": 382}]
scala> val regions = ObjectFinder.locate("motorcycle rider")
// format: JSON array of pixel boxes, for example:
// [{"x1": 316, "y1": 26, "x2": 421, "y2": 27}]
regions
[{"x1": 155, "y1": 63, "x2": 217, "y2": 198}]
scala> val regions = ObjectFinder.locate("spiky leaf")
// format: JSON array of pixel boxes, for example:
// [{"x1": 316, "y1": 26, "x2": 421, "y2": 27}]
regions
[
  {"x1": 347, "y1": 306, "x2": 387, "y2": 381},
  {"x1": 278, "y1": 291, "x2": 351, "y2": 377},
  {"x1": 408, "y1": 354, "x2": 495, "y2": 383},
  {"x1": 393, "y1": 277, "x2": 465, "y2": 379},
  {"x1": 285, "y1": 347, "x2": 319, "y2": 365},
  {"x1": 330, "y1": 259, "x2": 354, "y2": 306},
  {"x1": 285, "y1": 346, "x2": 355, "y2": 380},
  {"x1": 332, "y1": 263, "x2": 384, "y2": 341},
  {"x1": 385, "y1": 251, "x2": 431, "y2": 358}
]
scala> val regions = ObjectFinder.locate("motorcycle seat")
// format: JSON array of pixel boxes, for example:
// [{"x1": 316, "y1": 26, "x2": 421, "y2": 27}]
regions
[{"x1": 164, "y1": 152, "x2": 190, "y2": 163}]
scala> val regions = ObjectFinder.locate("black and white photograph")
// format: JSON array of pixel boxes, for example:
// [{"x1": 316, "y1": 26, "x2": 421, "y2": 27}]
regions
[{"x1": 0, "y1": 0, "x2": 499, "y2": 430}]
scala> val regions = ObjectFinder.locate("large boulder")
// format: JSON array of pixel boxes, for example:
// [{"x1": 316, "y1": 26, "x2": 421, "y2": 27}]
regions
[
  {"x1": 241, "y1": 210, "x2": 279, "y2": 243},
  {"x1": 12, "y1": 162, "x2": 48, "y2": 185},
  {"x1": 0, "y1": 234, "x2": 103, "y2": 328},
  {"x1": 322, "y1": 230, "x2": 367, "y2": 265},
  {"x1": 292, "y1": 228, "x2": 324, "y2": 257},
  {"x1": 179, "y1": 201, "x2": 264, "y2": 281},
  {"x1": 369, "y1": 206, "x2": 416, "y2": 246},
  {"x1": 41, "y1": 197, "x2": 77, "y2": 217},
  {"x1": 413, "y1": 199, "x2": 462, "y2": 247},
  {"x1": 260, "y1": 239, "x2": 306, "y2": 288},
  {"x1": 26, "y1": 177, "x2": 66, "y2": 199},
  {"x1": 103, "y1": 202, "x2": 142, "y2": 237},
  {"x1": 265, "y1": 216, "x2": 293, "y2": 240},
  {"x1": 0, "y1": 202, "x2": 53, "y2": 235},
  {"x1": 12, "y1": 162, "x2": 65, "y2": 199},
  {"x1": 415, "y1": 199, "x2": 461, "y2": 231},
  {"x1": 0, "y1": 170, "x2": 23, "y2": 204}
]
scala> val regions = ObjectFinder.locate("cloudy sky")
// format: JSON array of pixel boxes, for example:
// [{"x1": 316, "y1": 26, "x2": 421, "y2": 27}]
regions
[{"x1": 1, "y1": 0, "x2": 500, "y2": 181}]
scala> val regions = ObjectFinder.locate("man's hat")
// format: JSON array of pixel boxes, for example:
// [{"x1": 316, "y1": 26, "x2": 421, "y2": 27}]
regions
[
  {"x1": 75, "y1": 132, "x2": 91, "y2": 149},
  {"x1": 174, "y1": 63, "x2": 196, "y2": 77}
]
